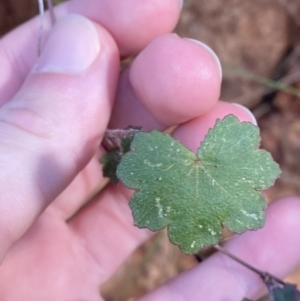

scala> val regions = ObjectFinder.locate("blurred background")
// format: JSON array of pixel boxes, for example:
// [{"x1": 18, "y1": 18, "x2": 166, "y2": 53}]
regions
[{"x1": 1, "y1": 0, "x2": 300, "y2": 300}]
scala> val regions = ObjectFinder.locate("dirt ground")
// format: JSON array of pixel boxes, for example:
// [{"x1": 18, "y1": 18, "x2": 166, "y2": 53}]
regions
[{"x1": 1, "y1": 0, "x2": 300, "y2": 300}]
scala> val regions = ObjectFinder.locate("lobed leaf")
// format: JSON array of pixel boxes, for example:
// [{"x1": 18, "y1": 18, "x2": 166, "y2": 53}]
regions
[{"x1": 117, "y1": 115, "x2": 281, "y2": 254}]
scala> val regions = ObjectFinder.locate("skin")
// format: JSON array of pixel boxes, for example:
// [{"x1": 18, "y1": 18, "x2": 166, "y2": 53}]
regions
[{"x1": 0, "y1": 1, "x2": 299, "y2": 300}]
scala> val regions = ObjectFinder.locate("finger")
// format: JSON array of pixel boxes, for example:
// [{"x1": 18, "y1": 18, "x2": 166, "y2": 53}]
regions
[
  {"x1": 109, "y1": 35, "x2": 222, "y2": 130},
  {"x1": 68, "y1": 102, "x2": 256, "y2": 282},
  {"x1": 137, "y1": 197, "x2": 300, "y2": 301},
  {"x1": 0, "y1": 15, "x2": 119, "y2": 261},
  {"x1": 67, "y1": 0, "x2": 182, "y2": 56},
  {"x1": 0, "y1": 0, "x2": 181, "y2": 104}
]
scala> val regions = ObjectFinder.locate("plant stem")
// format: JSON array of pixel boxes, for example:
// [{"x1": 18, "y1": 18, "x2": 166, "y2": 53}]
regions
[
  {"x1": 37, "y1": 0, "x2": 45, "y2": 56},
  {"x1": 105, "y1": 128, "x2": 141, "y2": 138},
  {"x1": 224, "y1": 65, "x2": 300, "y2": 98},
  {"x1": 214, "y1": 244, "x2": 285, "y2": 286},
  {"x1": 46, "y1": 0, "x2": 56, "y2": 25}
]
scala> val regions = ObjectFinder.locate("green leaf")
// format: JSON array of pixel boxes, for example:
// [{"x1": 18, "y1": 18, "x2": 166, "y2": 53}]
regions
[
  {"x1": 270, "y1": 284, "x2": 300, "y2": 301},
  {"x1": 117, "y1": 115, "x2": 281, "y2": 254}
]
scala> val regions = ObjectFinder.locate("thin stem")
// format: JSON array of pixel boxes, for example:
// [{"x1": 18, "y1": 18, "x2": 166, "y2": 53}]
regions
[
  {"x1": 224, "y1": 65, "x2": 300, "y2": 98},
  {"x1": 37, "y1": 0, "x2": 45, "y2": 56},
  {"x1": 214, "y1": 244, "x2": 264, "y2": 276},
  {"x1": 105, "y1": 128, "x2": 141, "y2": 139},
  {"x1": 46, "y1": 0, "x2": 56, "y2": 25},
  {"x1": 214, "y1": 244, "x2": 285, "y2": 286}
]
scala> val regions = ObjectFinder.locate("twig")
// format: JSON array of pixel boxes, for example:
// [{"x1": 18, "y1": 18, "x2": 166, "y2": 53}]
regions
[
  {"x1": 102, "y1": 128, "x2": 141, "y2": 151},
  {"x1": 224, "y1": 65, "x2": 300, "y2": 98},
  {"x1": 47, "y1": 0, "x2": 56, "y2": 25},
  {"x1": 37, "y1": 0, "x2": 57, "y2": 56},
  {"x1": 214, "y1": 244, "x2": 285, "y2": 286},
  {"x1": 37, "y1": 0, "x2": 45, "y2": 56}
]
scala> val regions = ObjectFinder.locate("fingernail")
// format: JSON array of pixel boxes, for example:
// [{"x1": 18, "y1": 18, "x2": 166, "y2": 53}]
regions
[
  {"x1": 188, "y1": 39, "x2": 222, "y2": 79},
  {"x1": 34, "y1": 14, "x2": 100, "y2": 74},
  {"x1": 179, "y1": 0, "x2": 184, "y2": 9},
  {"x1": 232, "y1": 103, "x2": 257, "y2": 125}
]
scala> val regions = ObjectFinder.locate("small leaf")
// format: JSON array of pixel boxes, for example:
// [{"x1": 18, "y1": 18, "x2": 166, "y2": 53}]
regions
[
  {"x1": 117, "y1": 115, "x2": 281, "y2": 254},
  {"x1": 100, "y1": 148, "x2": 122, "y2": 184},
  {"x1": 263, "y1": 275, "x2": 300, "y2": 301},
  {"x1": 270, "y1": 284, "x2": 300, "y2": 301},
  {"x1": 100, "y1": 127, "x2": 141, "y2": 183}
]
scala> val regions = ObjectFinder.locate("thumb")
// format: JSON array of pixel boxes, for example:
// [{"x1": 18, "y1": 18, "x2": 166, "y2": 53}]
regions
[{"x1": 0, "y1": 15, "x2": 119, "y2": 261}]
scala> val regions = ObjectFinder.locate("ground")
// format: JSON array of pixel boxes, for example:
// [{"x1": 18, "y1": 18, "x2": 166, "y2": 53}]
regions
[{"x1": 1, "y1": 0, "x2": 300, "y2": 300}]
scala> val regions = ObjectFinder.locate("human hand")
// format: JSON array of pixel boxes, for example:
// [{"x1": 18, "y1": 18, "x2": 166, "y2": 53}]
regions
[{"x1": 0, "y1": 1, "x2": 300, "y2": 300}]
